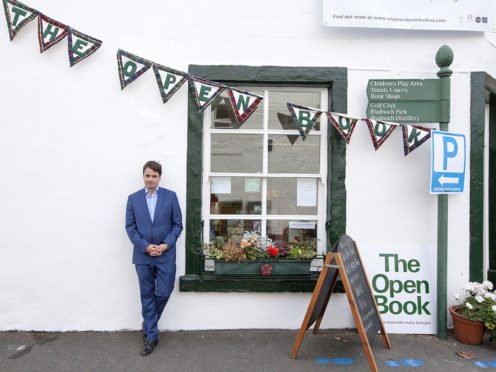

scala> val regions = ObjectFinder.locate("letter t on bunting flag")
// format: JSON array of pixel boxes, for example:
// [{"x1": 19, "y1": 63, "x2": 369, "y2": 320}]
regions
[
  {"x1": 2, "y1": 0, "x2": 38, "y2": 41},
  {"x1": 402, "y1": 125, "x2": 432, "y2": 156},
  {"x1": 364, "y1": 119, "x2": 398, "y2": 150},
  {"x1": 227, "y1": 88, "x2": 263, "y2": 127},
  {"x1": 189, "y1": 77, "x2": 225, "y2": 113},
  {"x1": 37, "y1": 14, "x2": 68, "y2": 53},
  {"x1": 117, "y1": 49, "x2": 152, "y2": 90},
  {"x1": 152, "y1": 64, "x2": 189, "y2": 104},
  {"x1": 326, "y1": 112, "x2": 358, "y2": 144},
  {"x1": 67, "y1": 28, "x2": 102, "y2": 67},
  {"x1": 287, "y1": 103, "x2": 322, "y2": 140}
]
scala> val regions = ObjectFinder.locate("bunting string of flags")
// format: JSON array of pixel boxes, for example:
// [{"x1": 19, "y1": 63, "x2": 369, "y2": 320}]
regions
[
  {"x1": 287, "y1": 103, "x2": 433, "y2": 156},
  {"x1": 116, "y1": 49, "x2": 264, "y2": 126},
  {"x1": 2, "y1": 0, "x2": 102, "y2": 66}
]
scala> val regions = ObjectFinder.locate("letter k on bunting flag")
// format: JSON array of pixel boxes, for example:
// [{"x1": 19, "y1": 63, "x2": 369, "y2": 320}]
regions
[
  {"x1": 2, "y1": 0, "x2": 38, "y2": 41},
  {"x1": 402, "y1": 125, "x2": 432, "y2": 156},
  {"x1": 287, "y1": 103, "x2": 322, "y2": 140}
]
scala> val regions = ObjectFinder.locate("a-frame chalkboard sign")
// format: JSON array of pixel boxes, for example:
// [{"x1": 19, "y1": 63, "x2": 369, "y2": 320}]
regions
[{"x1": 291, "y1": 234, "x2": 391, "y2": 372}]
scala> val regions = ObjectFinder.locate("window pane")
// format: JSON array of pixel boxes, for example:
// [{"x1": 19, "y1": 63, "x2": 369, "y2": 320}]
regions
[
  {"x1": 267, "y1": 178, "x2": 318, "y2": 215},
  {"x1": 210, "y1": 91, "x2": 263, "y2": 130},
  {"x1": 211, "y1": 134, "x2": 263, "y2": 173},
  {"x1": 266, "y1": 219, "x2": 317, "y2": 245},
  {"x1": 268, "y1": 135, "x2": 320, "y2": 174},
  {"x1": 209, "y1": 219, "x2": 261, "y2": 242},
  {"x1": 211, "y1": 177, "x2": 262, "y2": 215},
  {"x1": 268, "y1": 90, "x2": 321, "y2": 131}
]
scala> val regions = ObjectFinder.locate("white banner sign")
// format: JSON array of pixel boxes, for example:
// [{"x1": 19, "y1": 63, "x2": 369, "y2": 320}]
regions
[
  {"x1": 360, "y1": 244, "x2": 437, "y2": 334},
  {"x1": 323, "y1": 0, "x2": 495, "y2": 32}
]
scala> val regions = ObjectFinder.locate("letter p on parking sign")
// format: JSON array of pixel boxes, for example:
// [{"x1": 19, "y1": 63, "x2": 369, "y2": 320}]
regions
[{"x1": 430, "y1": 131, "x2": 466, "y2": 194}]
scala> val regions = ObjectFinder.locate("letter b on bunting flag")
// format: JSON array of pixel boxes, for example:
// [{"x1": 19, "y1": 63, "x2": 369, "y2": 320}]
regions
[
  {"x1": 287, "y1": 103, "x2": 322, "y2": 140},
  {"x1": 2, "y1": 0, "x2": 38, "y2": 41},
  {"x1": 227, "y1": 88, "x2": 263, "y2": 127}
]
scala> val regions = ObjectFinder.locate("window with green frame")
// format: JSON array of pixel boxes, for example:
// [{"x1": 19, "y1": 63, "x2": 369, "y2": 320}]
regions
[{"x1": 179, "y1": 65, "x2": 348, "y2": 292}]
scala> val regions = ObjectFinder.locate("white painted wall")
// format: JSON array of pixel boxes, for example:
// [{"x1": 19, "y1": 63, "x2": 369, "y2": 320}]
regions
[{"x1": 0, "y1": 0, "x2": 493, "y2": 331}]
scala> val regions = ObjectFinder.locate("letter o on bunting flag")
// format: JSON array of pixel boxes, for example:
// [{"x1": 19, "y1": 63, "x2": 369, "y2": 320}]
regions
[
  {"x1": 326, "y1": 112, "x2": 358, "y2": 144},
  {"x1": 287, "y1": 103, "x2": 322, "y2": 141},
  {"x1": 37, "y1": 14, "x2": 68, "y2": 53},
  {"x1": 364, "y1": 119, "x2": 398, "y2": 150},
  {"x1": 2, "y1": 0, "x2": 38, "y2": 41},
  {"x1": 227, "y1": 88, "x2": 263, "y2": 127},
  {"x1": 67, "y1": 28, "x2": 102, "y2": 67},
  {"x1": 402, "y1": 125, "x2": 432, "y2": 156},
  {"x1": 189, "y1": 77, "x2": 225, "y2": 113},
  {"x1": 117, "y1": 49, "x2": 152, "y2": 90},
  {"x1": 152, "y1": 64, "x2": 189, "y2": 104}
]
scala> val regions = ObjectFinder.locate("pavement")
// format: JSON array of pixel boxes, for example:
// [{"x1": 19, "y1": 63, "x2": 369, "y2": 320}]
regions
[{"x1": 1, "y1": 329, "x2": 495, "y2": 371}]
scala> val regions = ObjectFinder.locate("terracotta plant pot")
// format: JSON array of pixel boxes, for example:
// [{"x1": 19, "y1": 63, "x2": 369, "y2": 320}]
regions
[{"x1": 449, "y1": 305, "x2": 486, "y2": 345}]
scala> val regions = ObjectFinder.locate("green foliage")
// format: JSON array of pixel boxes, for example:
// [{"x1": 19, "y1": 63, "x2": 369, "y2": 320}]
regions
[{"x1": 287, "y1": 239, "x2": 318, "y2": 260}]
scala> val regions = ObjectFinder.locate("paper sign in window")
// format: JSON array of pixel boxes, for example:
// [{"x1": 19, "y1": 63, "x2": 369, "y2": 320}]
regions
[
  {"x1": 211, "y1": 177, "x2": 231, "y2": 194},
  {"x1": 244, "y1": 178, "x2": 261, "y2": 193},
  {"x1": 297, "y1": 178, "x2": 317, "y2": 207}
]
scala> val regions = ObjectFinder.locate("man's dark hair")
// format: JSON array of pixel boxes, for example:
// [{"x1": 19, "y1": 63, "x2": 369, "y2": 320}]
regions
[{"x1": 143, "y1": 161, "x2": 162, "y2": 176}]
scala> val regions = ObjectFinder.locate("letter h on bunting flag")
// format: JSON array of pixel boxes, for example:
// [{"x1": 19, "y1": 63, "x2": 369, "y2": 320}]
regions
[
  {"x1": 37, "y1": 14, "x2": 68, "y2": 53},
  {"x1": 402, "y1": 125, "x2": 432, "y2": 156},
  {"x1": 227, "y1": 88, "x2": 263, "y2": 127},
  {"x1": 2, "y1": 0, "x2": 38, "y2": 41},
  {"x1": 152, "y1": 64, "x2": 189, "y2": 104},
  {"x1": 287, "y1": 103, "x2": 322, "y2": 140},
  {"x1": 189, "y1": 77, "x2": 225, "y2": 113}
]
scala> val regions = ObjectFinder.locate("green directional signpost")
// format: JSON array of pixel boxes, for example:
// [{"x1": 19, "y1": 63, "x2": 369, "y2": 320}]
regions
[{"x1": 366, "y1": 46, "x2": 453, "y2": 339}]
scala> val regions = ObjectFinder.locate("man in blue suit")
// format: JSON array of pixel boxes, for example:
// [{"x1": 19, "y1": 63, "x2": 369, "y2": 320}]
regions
[{"x1": 125, "y1": 161, "x2": 183, "y2": 356}]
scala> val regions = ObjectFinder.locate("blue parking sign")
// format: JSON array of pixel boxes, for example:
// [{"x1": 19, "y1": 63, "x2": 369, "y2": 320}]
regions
[{"x1": 430, "y1": 131, "x2": 466, "y2": 193}]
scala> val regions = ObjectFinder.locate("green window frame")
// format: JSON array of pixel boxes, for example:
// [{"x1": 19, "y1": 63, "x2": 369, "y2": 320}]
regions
[{"x1": 179, "y1": 65, "x2": 347, "y2": 292}]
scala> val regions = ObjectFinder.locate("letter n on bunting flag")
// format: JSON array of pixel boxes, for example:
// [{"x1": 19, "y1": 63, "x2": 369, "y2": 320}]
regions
[
  {"x1": 67, "y1": 28, "x2": 102, "y2": 67},
  {"x1": 287, "y1": 103, "x2": 322, "y2": 140},
  {"x1": 117, "y1": 49, "x2": 152, "y2": 90},
  {"x1": 37, "y1": 14, "x2": 68, "y2": 53},
  {"x1": 227, "y1": 88, "x2": 263, "y2": 127},
  {"x1": 326, "y1": 112, "x2": 358, "y2": 144},
  {"x1": 364, "y1": 119, "x2": 398, "y2": 150},
  {"x1": 189, "y1": 77, "x2": 225, "y2": 113},
  {"x1": 152, "y1": 64, "x2": 189, "y2": 103},
  {"x1": 402, "y1": 125, "x2": 432, "y2": 156},
  {"x1": 2, "y1": 0, "x2": 38, "y2": 41}
]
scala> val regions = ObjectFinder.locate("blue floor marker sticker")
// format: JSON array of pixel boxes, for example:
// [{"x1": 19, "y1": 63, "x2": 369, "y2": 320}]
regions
[
  {"x1": 385, "y1": 360, "x2": 402, "y2": 367},
  {"x1": 489, "y1": 361, "x2": 496, "y2": 368},
  {"x1": 315, "y1": 358, "x2": 332, "y2": 365},
  {"x1": 331, "y1": 358, "x2": 354, "y2": 365},
  {"x1": 402, "y1": 359, "x2": 425, "y2": 367},
  {"x1": 472, "y1": 361, "x2": 490, "y2": 368}
]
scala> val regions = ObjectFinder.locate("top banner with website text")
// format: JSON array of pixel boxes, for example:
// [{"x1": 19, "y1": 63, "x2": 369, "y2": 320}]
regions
[{"x1": 323, "y1": 0, "x2": 495, "y2": 32}]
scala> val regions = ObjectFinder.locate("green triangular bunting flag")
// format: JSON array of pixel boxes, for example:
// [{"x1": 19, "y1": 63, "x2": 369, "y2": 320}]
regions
[
  {"x1": 364, "y1": 119, "x2": 398, "y2": 150},
  {"x1": 189, "y1": 77, "x2": 225, "y2": 113},
  {"x1": 326, "y1": 112, "x2": 358, "y2": 144},
  {"x1": 227, "y1": 88, "x2": 263, "y2": 127},
  {"x1": 37, "y1": 14, "x2": 68, "y2": 53},
  {"x1": 402, "y1": 125, "x2": 431, "y2": 156},
  {"x1": 152, "y1": 64, "x2": 188, "y2": 103},
  {"x1": 287, "y1": 103, "x2": 322, "y2": 141},
  {"x1": 2, "y1": 0, "x2": 38, "y2": 41},
  {"x1": 67, "y1": 28, "x2": 102, "y2": 67},
  {"x1": 117, "y1": 49, "x2": 152, "y2": 90}
]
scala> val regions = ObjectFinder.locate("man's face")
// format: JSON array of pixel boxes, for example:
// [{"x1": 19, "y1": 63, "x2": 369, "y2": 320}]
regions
[{"x1": 143, "y1": 167, "x2": 161, "y2": 191}]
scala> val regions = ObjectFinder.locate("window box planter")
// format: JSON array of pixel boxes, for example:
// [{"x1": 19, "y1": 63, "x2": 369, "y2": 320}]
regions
[{"x1": 214, "y1": 259, "x2": 312, "y2": 276}]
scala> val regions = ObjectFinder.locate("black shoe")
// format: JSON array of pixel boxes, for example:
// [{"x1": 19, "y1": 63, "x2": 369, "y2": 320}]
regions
[
  {"x1": 140, "y1": 339, "x2": 158, "y2": 356},
  {"x1": 141, "y1": 321, "x2": 146, "y2": 342}
]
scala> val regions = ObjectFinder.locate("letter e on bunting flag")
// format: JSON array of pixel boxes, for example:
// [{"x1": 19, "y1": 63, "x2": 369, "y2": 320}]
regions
[
  {"x1": 364, "y1": 119, "x2": 398, "y2": 150},
  {"x1": 37, "y1": 14, "x2": 68, "y2": 53},
  {"x1": 2, "y1": 0, "x2": 38, "y2": 41},
  {"x1": 287, "y1": 103, "x2": 322, "y2": 140},
  {"x1": 227, "y1": 88, "x2": 263, "y2": 127},
  {"x1": 402, "y1": 125, "x2": 432, "y2": 156},
  {"x1": 152, "y1": 64, "x2": 188, "y2": 103},
  {"x1": 189, "y1": 77, "x2": 225, "y2": 113},
  {"x1": 326, "y1": 112, "x2": 358, "y2": 144},
  {"x1": 67, "y1": 28, "x2": 102, "y2": 67},
  {"x1": 117, "y1": 49, "x2": 152, "y2": 90}
]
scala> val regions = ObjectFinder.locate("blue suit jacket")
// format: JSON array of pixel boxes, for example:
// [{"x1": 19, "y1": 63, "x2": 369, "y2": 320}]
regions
[{"x1": 125, "y1": 187, "x2": 183, "y2": 265}]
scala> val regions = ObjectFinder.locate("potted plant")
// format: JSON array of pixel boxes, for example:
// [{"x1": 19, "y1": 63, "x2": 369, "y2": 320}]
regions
[
  {"x1": 203, "y1": 231, "x2": 319, "y2": 276},
  {"x1": 450, "y1": 281, "x2": 496, "y2": 345}
]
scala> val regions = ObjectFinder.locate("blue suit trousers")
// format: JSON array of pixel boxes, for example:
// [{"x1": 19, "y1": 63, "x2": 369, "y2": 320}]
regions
[{"x1": 135, "y1": 261, "x2": 176, "y2": 341}]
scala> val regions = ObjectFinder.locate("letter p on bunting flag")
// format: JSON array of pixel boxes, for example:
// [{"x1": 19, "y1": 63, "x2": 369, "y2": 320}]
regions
[
  {"x1": 287, "y1": 103, "x2": 322, "y2": 140},
  {"x1": 67, "y1": 28, "x2": 102, "y2": 67},
  {"x1": 2, "y1": 0, "x2": 38, "y2": 41},
  {"x1": 227, "y1": 88, "x2": 263, "y2": 127},
  {"x1": 152, "y1": 64, "x2": 189, "y2": 104},
  {"x1": 117, "y1": 49, "x2": 152, "y2": 90}
]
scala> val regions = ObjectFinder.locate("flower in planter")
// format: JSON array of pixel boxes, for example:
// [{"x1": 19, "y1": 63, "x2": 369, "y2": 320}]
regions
[
  {"x1": 454, "y1": 281, "x2": 496, "y2": 338},
  {"x1": 267, "y1": 245, "x2": 279, "y2": 258}
]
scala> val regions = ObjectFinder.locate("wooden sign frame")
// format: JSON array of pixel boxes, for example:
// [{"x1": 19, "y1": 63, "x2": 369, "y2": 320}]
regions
[{"x1": 291, "y1": 238, "x2": 391, "y2": 372}]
